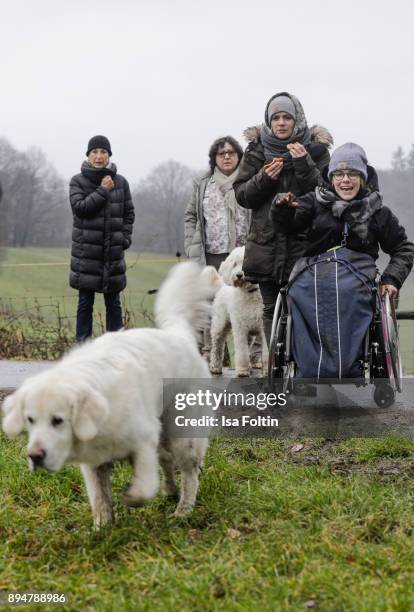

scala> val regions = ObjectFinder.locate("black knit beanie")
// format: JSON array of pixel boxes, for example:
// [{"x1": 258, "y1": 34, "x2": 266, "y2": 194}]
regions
[{"x1": 86, "y1": 135, "x2": 112, "y2": 157}]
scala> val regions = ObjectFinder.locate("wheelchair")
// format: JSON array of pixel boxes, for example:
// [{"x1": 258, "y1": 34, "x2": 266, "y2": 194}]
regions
[{"x1": 268, "y1": 249, "x2": 406, "y2": 409}]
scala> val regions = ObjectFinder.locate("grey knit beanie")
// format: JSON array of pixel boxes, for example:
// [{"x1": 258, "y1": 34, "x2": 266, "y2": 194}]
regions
[
  {"x1": 267, "y1": 95, "x2": 297, "y2": 125},
  {"x1": 328, "y1": 143, "x2": 368, "y2": 180}
]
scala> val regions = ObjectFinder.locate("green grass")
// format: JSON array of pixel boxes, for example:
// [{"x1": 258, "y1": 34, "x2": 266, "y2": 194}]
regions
[
  {"x1": 1, "y1": 433, "x2": 414, "y2": 610},
  {"x1": 1, "y1": 249, "x2": 414, "y2": 609},
  {"x1": 0, "y1": 248, "x2": 179, "y2": 340},
  {"x1": 2, "y1": 247, "x2": 413, "y2": 370}
]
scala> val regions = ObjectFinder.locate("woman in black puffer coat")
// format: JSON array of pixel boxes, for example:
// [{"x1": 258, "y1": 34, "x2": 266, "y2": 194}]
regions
[{"x1": 69, "y1": 135, "x2": 135, "y2": 342}]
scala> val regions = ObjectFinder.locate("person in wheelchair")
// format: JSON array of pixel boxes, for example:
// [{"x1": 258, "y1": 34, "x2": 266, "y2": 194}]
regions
[{"x1": 270, "y1": 142, "x2": 414, "y2": 381}]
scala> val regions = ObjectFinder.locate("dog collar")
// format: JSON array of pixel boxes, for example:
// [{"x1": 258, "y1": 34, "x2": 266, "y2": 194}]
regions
[{"x1": 247, "y1": 286, "x2": 259, "y2": 293}]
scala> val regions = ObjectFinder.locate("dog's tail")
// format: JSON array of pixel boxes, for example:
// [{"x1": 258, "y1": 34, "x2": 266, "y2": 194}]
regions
[{"x1": 155, "y1": 262, "x2": 212, "y2": 339}]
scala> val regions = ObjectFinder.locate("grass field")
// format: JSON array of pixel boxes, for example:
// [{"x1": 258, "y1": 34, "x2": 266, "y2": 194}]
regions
[
  {"x1": 1, "y1": 427, "x2": 414, "y2": 611},
  {"x1": 1, "y1": 247, "x2": 413, "y2": 370},
  {"x1": 0, "y1": 247, "x2": 177, "y2": 330},
  {"x1": 1, "y1": 249, "x2": 414, "y2": 609}
]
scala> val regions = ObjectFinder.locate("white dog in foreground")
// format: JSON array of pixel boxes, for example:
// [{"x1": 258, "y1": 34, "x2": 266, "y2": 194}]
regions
[
  {"x1": 209, "y1": 246, "x2": 268, "y2": 377},
  {"x1": 2, "y1": 263, "x2": 211, "y2": 528}
]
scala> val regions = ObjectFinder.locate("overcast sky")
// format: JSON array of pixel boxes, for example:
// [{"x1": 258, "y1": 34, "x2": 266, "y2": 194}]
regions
[{"x1": 1, "y1": 0, "x2": 413, "y2": 184}]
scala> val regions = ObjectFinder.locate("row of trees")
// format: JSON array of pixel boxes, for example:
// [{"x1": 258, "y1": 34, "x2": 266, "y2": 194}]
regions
[
  {"x1": 0, "y1": 137, "x2": 194, "y2": 253},
  {"x1": 0, "y1": 138, "x2": 71, "y2": 248},
  {"x1": 391, "y1": 145, "x2": 414, "y2": 172},
  {"x1": 0, "y1": 137, "x2": 413, "y2": 253}
]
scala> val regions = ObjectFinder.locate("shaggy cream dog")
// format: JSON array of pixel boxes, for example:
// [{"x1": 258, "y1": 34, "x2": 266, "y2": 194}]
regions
[
  {"x1": 209, "y1": 246, "x2": 268, "y2": 377},
  {"x1": 2, "y1": 263, "x2": 211, "y2": 528},
  {"x1": 199, "y1": 265, "x2": 225, "y2": 361}
]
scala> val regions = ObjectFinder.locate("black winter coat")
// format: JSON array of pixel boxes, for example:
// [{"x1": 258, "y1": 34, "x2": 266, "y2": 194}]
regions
[
  {"x1": 271, "y1": 167, "x2": 414, "y2": 289},
  {"x1": 234, "y1": 126, "x2": 331, "y2": 284},
  {"x1": 69, "y1": 162, "x2": 135, "y2": 293}
]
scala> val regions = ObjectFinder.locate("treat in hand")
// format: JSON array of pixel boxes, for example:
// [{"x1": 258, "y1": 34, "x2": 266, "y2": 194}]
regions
[
  {"x1": 263, "y1": 157, "x2": 284, "y2": 180},
  {"x1": 264, "y1": 156, "x2": 283, "y2": 169},
  {"x1": 286, "y1": 142, "x2": 307, "y2": 158}
]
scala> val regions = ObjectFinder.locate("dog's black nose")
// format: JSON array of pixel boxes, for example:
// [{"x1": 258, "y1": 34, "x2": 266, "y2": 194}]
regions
[
  {"x1": 236, "y1": 273, "x2": 243, "y2": 279},
  {"x1": 29, "y1": 449, "x2": 46, "y2": 467}
]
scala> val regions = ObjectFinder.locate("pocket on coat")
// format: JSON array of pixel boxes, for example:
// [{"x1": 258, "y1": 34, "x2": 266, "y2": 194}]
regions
[{"x1": 249, "y1": 222, "x2": 275, "y2": 245}]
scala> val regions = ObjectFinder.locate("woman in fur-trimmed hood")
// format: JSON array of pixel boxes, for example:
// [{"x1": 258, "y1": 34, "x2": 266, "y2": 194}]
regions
[{"x1": 233, "y1": 91, "x2": 333, "y2": 342}]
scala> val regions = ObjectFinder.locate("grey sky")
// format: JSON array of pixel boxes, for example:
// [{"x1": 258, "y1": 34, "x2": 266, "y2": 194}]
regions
[{"x1": 1, "y1": 0, "x2": 413, "y2": 184}]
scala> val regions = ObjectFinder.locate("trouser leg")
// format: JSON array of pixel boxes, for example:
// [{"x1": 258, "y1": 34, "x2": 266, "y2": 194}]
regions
[
  {"x1": 104, "y1": 291, "x2": 123, "y2": 332},
  {"x1": 76, "y1": 289, "x2": 95, "y2": 343}
]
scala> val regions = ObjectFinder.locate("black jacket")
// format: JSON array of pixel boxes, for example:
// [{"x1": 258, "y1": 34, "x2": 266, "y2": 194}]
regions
[
  {"x1": 271, "y1": 167, "x2": 414, "y2": 289},
  {"x1": 69, "y1": 162, "x2": 135, "y2": 293},
  {"x1": 234, "y1": 126, "x2": 331, "y2": 284}
]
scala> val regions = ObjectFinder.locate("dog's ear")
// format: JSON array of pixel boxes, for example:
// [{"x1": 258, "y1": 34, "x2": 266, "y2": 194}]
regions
[
  {"x1": 218, "y1": 259, "x2": 230, "y2": 285},
  {"x1": 72, "y1": 388, "x2": 110, "y2": 442},
  {"x1": 2, "y1": 391, "x2": 25, "y2": 437}
]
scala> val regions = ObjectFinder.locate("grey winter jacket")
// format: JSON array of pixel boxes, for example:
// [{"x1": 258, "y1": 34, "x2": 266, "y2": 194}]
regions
[{"x1": 184, "y1": 173, "x2": 211, "y2": 264}]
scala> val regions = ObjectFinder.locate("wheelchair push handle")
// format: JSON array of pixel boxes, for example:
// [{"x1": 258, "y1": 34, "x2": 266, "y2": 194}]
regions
[{"x1": 396, "y1": 310, "x2": 414, "y2": 320}]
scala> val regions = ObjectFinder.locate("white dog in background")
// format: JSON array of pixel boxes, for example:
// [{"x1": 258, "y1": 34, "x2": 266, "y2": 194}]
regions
[
  {"x1": 199, "y1": 265, "x2": 225, "y2": 361},
  {"x1": 209, "y1": 246, "x2": 268, "y2": 377},
  {"x1": 2, "y1": 263, "x2": 211, "y2": 528}
]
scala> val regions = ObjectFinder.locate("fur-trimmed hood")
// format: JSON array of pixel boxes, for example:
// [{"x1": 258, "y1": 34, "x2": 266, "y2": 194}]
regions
[{"x1": 243, "y1": 124, "x2": 333, "y2": 148}]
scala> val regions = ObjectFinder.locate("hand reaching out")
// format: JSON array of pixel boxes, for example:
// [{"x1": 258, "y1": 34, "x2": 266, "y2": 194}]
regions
[{"x1": 274, "y1": 192, "x2": 299, "y2": 208}]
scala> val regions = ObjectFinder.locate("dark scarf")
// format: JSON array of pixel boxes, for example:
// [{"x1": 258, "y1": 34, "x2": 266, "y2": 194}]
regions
[
  {"x1": 315, "y1": 185, "x2": 383, "y2": 241},
  {"x1": 260, "y1": 91, "x2": 312, "y2": 168},
  {"x1": 260, "y1": 125, "x2": 311, "y2": 168},
  {"x1": 81, "y1": 161, "x2": 117, "y2": 185}
]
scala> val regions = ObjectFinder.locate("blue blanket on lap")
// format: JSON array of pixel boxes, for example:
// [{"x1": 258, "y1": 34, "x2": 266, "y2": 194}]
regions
[{"x1": 287, "y1": 247, "x2": 377, "y2": 379}]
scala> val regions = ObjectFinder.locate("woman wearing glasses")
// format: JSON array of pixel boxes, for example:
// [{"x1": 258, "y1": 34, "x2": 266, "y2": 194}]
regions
[
  {"x1": 233, "y1": 91, "x2": 333, "y2": 344},
  {"x1": 270, "y1": 143, "x2": 413, "y2": 380},
  {"x1": 184, "y1": 135, "x2": 249, "y2": 270},
  {"x1": 271, "y1": 142, "x2": 414, "y2": 298},
  {"x1": 185, "y1": 135, "x2": 258, "y2": 365}
]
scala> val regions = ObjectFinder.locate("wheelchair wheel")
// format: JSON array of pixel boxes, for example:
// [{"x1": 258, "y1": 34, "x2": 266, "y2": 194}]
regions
[
  {"x1": 268, "y1": 292, "x2": 286, "y2": 382},
  {"x1": 373, "y1": 382, "x2": 395, "y2": 409}
]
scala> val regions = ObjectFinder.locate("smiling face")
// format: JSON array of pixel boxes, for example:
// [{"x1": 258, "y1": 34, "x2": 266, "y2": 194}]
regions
[
  {"x1": 331, "y1": 170, "x2": 362, "y2": 201},
  {"x1": 88, "y1": 148, "x2": 110, "y2": 168},
  {"x1": 270, "y1": 112, "x2": 295, "y2": 139}
]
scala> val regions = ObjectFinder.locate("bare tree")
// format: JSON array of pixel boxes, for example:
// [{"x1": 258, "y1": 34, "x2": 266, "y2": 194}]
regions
[
  {"x1": 391, "y1": 146, "x2": 407, "y2": 172},
  {"x1": 132, "y1": 160, "x2": 194, "y2": 253},
  {"x1": 407, "y1": 144, "x2": 414, "y2": 170},
  {"x1": 0, "y1": 139, "x2": 71, "y2": 247}
]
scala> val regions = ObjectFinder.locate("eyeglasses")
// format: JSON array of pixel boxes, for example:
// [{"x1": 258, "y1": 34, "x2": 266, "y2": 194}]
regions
[
  {"x1": 216, "y1": 150, "x2": 238, "y2": 158},
  {"x1": 331, "y1": 170, "x2": 361, "y2": 180}
]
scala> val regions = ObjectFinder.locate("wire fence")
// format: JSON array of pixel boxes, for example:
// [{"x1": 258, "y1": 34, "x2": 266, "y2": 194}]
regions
[
  {"x1": 1, "y1": 250, "x2": 413, "y2": 372},
  {"x1": 0, "y1": 292, "x2": 156, "y2": 360}
]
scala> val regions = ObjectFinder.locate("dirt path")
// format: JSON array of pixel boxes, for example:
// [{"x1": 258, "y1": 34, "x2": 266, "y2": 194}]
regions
[
  {"x1": 0, "y1": 360, "x2": 240, "y2": 392},
  {"x1": 0, "y1": 360, "x2": 54, "y2": 391}
]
